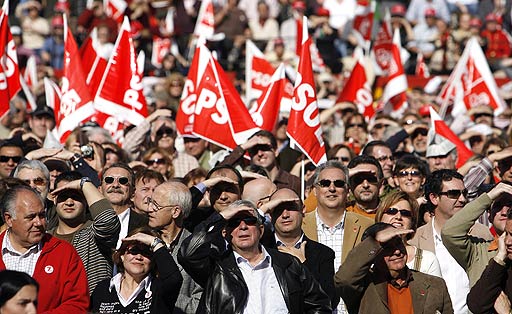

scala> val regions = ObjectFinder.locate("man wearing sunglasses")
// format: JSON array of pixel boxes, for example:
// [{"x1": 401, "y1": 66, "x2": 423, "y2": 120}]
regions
[
  {"x1": 100, "y1": 163, "x2": 147, "y2": 248},
  {"x1": 219, "y1": 130, "x2": 301, "y2": 195},
  {"x1": 49, "y1": 171, "x2": 120, "y2": 294},
  {"x1": 410, "y1": 169, "x2": 493, "y2": 314},
  {"x1": 179, "y1": 200, "x2": 332, "y2": 313},
  {"x1": 346, "y1": 155, "x2": 384, "y2": 218},
  {"x1": 0, "y1": 142, "x2": 23, "y2": 179}
]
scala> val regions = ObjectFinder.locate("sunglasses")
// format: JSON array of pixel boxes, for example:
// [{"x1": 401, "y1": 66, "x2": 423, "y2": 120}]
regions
[
  {"x1": 373, "y1": 123, "x2": 388, "y2": 129},
  {"x1": 473, "y1": 113, "x2": 492, "y2": 119},
  {"x1": 274, "y1": 201, "x2": 302, "y2": 213},
  {"x1": 56, "y1": 190, "x2": 84, "y2": 203},
  {"x1": 126, "y1": 245, "x2": 153, "y2": 258},
  {"x1": 347, "y1": 123, "x2": 365, "y2": 129},
  {"x1": 226, "y1": 216, "x2": 259, "y2": 229},
  {"x1": 104, "y1": 176, "x2": 130, "y2": 185},
  {"x1": 383, "y1": 207, "x2": 413, "y2": 217},
  {"x1": 316, "y1": 179, "x2": 346, "y2": 188},
  {"x1": 156, "y1": 127, "x2": 175, "y2": 138},
  {"x1": 411, "y1": 128, "x2": 428, "y2": 138},
  {"x1": 0, "y1": 155, "x2": 21, "y2": 163},
  {"x1": 438, "y1": 189, "x2": 468, "y2": 199},
  {"x1": 349, "y1": 173, "x2": 379, "y2": 187},
  {"x1": 145, "y1": 158, "x2": 166, "y2": 166},
  {"x1": 396, "y1": 170, "x2": 422, "y2": 178},
  {"x1": 23, "y1": 177, "x2": 46, "y2": 186},
  {"x1": 331, "y1": 156, "x2": 350, "y2": 162},
  {"x1": 248, "y1": 144, "x2": 273, "y2": 156}
]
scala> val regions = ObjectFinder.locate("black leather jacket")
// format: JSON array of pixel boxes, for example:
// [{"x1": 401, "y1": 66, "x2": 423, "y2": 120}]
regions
[{"x1": 178, "y1": 212, "x2": 332, "y2": 314}]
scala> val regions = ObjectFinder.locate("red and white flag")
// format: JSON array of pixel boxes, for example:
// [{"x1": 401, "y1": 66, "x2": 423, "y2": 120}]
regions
[
  {"x1": 353, "y1": 0, "x2": 375, "y2": 50},
  {"x1": 193, "y1": 0, "x2": 214, "y2": 38},
  {"x1": 104, "y1": 0, "x2": 126, "y2": 24},
  {"x1": 336, "y1": 55, "x2": 374, "y2": 119},
  {"x1": 23, "y1": 55, "x2": 38, "y2": 91},
  {"x1": 372, "y1": 10, "x2": 393, "y2": 72},
  {"x1": 287, "y1": 16, "x2": 326, "y2": 166},
  {"x1": 19, "y1": 75, "x2": 37, "y2": 111},
  {"x1": 44, "y1": 77, "x2": 61, "y2": 111},
  {"x1": 0, "y1": 0, "x2": 21, "y2": 117},
  {"x1": 250, "y1": 63, "x2": 287, "y2": 131},
  {"x1": 429, "y1": 107, "x2": 473, "y2": 168},
  {"x1": 245, "y1": 40, "x2": 275, "y2": 101},
  {"x1": 80, "y1": 27, "x2": 110, "y2": 97},
  {"x1": 415, "y1": 52, "x2": 430, "y2": 78},
  {"x1": 151, "y1": 36, "x2": 172, "y2": 68},
  {"x1": 94, "y1": 17, "x2": 148, "y2": 127},
  {"x1": 56, "y1": 14, "x2": 96, "y2": 143},
  {"x1": 295, "y1": 18, "x2": 303, "y2": 56},
  {"x1": 438, "y1": 37, "x2": 506, "y2": 118},
  {"x1": 190, "y1": 45, "x2": 259, "y2": 149},
  {"x1": 381, "y1": 28, "x2": 408, "y2": 118}
]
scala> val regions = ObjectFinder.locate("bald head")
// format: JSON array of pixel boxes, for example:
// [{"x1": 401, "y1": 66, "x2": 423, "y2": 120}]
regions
[
  {"x1": 242, "y1": 178, "x2": 276, "y2": 207},
  {"x1": 270, "y1": 188, "x2": 300, "y2": 201}
]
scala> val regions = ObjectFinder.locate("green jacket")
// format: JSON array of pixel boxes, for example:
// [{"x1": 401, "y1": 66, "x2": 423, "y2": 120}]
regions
[{"x1": 441, "y1": 193, "x2": 497, "y2": 287}]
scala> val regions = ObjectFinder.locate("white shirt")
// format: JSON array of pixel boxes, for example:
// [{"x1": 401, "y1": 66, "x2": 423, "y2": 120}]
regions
[
  {"x1": 2, "y1": 230, "x2": 42, "y2": 276},
  {"x1": 116, "y1": 208, "x2": 131, "y2": 249},
  {"x1": 432, "y1": 218, "x2": 469, "y2": 314},
  {"x1": 322, "y1": 0, "x2": 356, "y2": 30},
  {"x1": 234, "y1": 246, "x2": 288, "y2": 314},
  {"x1": 109, "y1": 272, "x2": 152, "y2": 307}
]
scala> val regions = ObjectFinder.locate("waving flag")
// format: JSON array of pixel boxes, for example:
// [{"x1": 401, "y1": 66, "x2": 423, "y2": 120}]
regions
[
  {"x1": 80, "y1": 27, "x2": 110, "y2": 96},
  {"x1": 57, "y1": 14, "x2": 95, "y2": 143},
  {"x1": 287, "y1": 16, "x2": 326, "y2": 166},
  {"x1": 44, "y1": 77, "x2": 61, "y2": 111},
  {"x1": 353, "y1": 0, "x2": 375, "y2": 50},
  {"x1": 381, "y1": 29, "x2": 408, "y2": 118},
  {"x1": 0, "y1": 0, "x2": 21, "y2": 117},
  {"x1": 415, "y1": 52, "x2": 430, "y2": 78},
  {"x1": 372, "y1": 9, "x2": 393, "y2": 72},
  {"x1": 245, "y1": 40, "x2": 276, "y2": 101},
  {"x1": 94, "y1": 17, "x2": 148, "y2": 127},
  {"x1": 104, "y1": 0, "x2": 126, "y2": 24},
  {"x1": 193, "y1": 0, "x2": 214, "y2": 38},
  {"x1": 23, "y1": 55, "x2": 38, "y2": 91},
  {"x1": 151, "y1": 36, "x2": 172, "y2": 68}
]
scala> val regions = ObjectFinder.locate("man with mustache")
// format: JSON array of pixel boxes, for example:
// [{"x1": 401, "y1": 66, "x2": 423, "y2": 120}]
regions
[{"x1": 100, "y1": 163, "x2": 147, "y2": 248}]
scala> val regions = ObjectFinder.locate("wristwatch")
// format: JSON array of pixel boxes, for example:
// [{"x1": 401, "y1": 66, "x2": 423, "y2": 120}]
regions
[
  {"x1": 150, "y1": 237, "x2": 164, "y2": 251},
  {"x1": 80, "y1": 177, "x2": 92, "y2": 189}
]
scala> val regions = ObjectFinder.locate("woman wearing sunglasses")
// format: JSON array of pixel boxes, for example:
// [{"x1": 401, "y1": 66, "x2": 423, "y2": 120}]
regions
[
  {"x1": 142, "y1": 147, "x2": 174, "y2": 180},
  {"x1": 91, "y1": 227, "x2": 183, "y2": 313},
  {"x1": 375, "y1": 190, "x2": 442, "y2": 277}
]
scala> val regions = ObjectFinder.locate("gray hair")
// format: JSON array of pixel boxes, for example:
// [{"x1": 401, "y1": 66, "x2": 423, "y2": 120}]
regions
[
  {"x1": 226, "y1": 199, "x2": 263, "y2": 225},
  {"x1": 165, "y1": 181, "x2": 192, "y2": 219},
  {"x1": 13, "y1": 160, "x2": 50, "y2": 183},
  {"x1": 1, "y1": 185, "x2": 44, "y2": 219},
  {"x1": 313, "y1": 160, "x2": 350, "y2": 185},
  {"x1": 83, "y1": 126, "x2": 114, "y2": 144}
]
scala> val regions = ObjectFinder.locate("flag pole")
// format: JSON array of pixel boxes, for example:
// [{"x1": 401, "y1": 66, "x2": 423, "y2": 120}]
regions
[{"x1": 301, "y1": 156, "x2": 305, "y2": 202}]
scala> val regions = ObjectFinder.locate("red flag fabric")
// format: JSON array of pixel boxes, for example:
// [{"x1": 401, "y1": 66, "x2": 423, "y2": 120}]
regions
[
  {"x1": 430, "y1": 107, "x2": 473, "y2": 168},
  {"x1": 80, "y1": 27, "x2": 109, "y2": 97},
  {"x1": 295, "y1": 18, "x2": 303, "y2": 56},
  {"x1": 415, "y1": 52, "x2": 430, "y2": 78},
  {"x1": 193, "y1": 0, "x2": 214, "y2": 38},
  {"x1": 381, "y1": 29, "x2": 408, "y2": 118},
  {"x1": 372, "y1": 11, "x2": 393, "y2": 72},
  {"x1": 177, "y1": 46, "x2": 201, "y2": 135},
  {"x1": 23, "y1": 55, "x2": 37, "y2": 91},
  {"x1": 287, "y1": 16, "x2": 326, "y2": 166},
  {"x1": 57, "y1": 14, "x2": 95, "y2": 143},
  {"x1": 44, "y1": 77, "x2": 61, "y2": 111},
  {"x1": 245, "y1": 40, "x2": 275, "y2": 101},
  {"x1": 353, "y1": 0, "x2": 375, "y2": 49},
  {"x1": 104, "y1": 0, "x2": 126, "y2": 24},
  {"x1": 94, "y1": 17, "x2": 148, "y2": 126},
  {"x1": 151, "y1": 36, "x2": 171, "y2": 68},
  {"x1": 0, "y1": 1, "x2": 21, "y2": 117},
  {"x1": 336, "y1": 57, "x2": 374, "y2": 119}
]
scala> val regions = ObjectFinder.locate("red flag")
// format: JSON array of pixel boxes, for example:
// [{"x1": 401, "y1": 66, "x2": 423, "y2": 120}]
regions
[
  {"x1": 287, "y1": 17, "x2": 326, "y2": 166},
  {"x1": 151, "y1": 36, "x2": 171, "y2": 68},
  {"x1": 430, "y1": 107, "x2": 473, "y2": 168},
  {"x1": 372, "y1": 10, "x2": 393, "y2": 72},
  {"x1": 295, "y1": 18, "x2": 303, "y2": 56},
  {"x1": 336, "y1": 56, "x2": 374, "y2": 119},
  {"x1": 353, "y1": 0, "x2": 375, "y2": 49},
  {"x1": 192, "y1": 45, "x2": 259, "y2": 149},
  {"x1": 193, "y1": 0, "x2": 214, "y2": 38},
  {"x1": 245, "y1": 40, "x2": 275, "y2": 101},
  {"x1": 177, "y1": 45, "x2": 202, "y2": 135},
  {"x1": 0, "y1": 0, "x2": 21, "y2": 117},
  {"x1": 23, "y1": 55, "x2": 37, "y2": 91},
  {"x1": 381, "y1": 29, "x2": 408, "y2": 118},
  {"x1": 57, "y1": 14, "x2": 95, "y2": 143},
  {"x1": 250, "y1": 63, "x2": 287, "y2": 131},
  {"x1": 94, "y1": 17, "x2": 148, "y2": 126},
  {"x1": 44, "y1": 77, "x2": 61, "y2": 111},
  {"x1": 80, "y1": 27, "x2": 109, "y2": 97},
  {"x1": 415, "y1": 52, "x2": 430, "y2": 78},
  {"x1": 104, "y1": 0, "x2": 126, "y2": 24}
]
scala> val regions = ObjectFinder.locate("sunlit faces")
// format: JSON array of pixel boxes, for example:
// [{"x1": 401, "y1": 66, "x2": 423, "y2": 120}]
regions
[
  {"x1": 332, "y1": 147, "x2": 352, "y2": 166},
  {"x1": 0, "y1": 284, "x2": 38, "y2": 314},
  {"x1": 411, "y1": 128, "x2": 428, "y2": 154},
  {"x1": 370, "y1": 146, "x2": 394, "y2": 179},
  {"x1": 314, "y1": 167, "x2": 348, "y2": 211},
  {"x1": 349, "y1": 164, "x2": 381, "y2": 207},
  {"x1": 184, "y1": 137, "x2": 208, "y2": 159},
  {"x1": 133, "y1": 178, "x2": 161, "y2": 214},
  {"x1": 226, "y1": 209, "x2": 264, "y2": 252},
  {"x1": 380, "y1": 200, "x2": 413, "y2": 230},
  {"x1": 271, "y1": 189, "x2": 304, "y2": 237},
  {"x1": 208, "y1": 169, "x2": 241, "y2": 212},
  {"x1": 144, "y1": 152, "x2": 168, "y2": 177},
  {"x1": 394, "y1": 167, "x2": 425, "y2": 196},
  {"x1": 429, "y1": 178, "x2": 467, "y2": 221},
  {"x1": 121, "y1": 244, "x2": 152, "y2": 279},
  {"x1": 147, "y1": 184, "x2": 179, "y2": 229},
  {"x1": 0, "y1": 146, "x2": 23, "y2": 179},
  {"x1": 16, "y1": 168, "x2": 49, "y2": 200},
  {"x1": 493, "y1": 205, "x2": 509, "y2": 235},
  {"x1": 381, "y1": 237, "x2": 408, "y2": 274},
  {"x1": 153, "y1": 120, "x2": 176, "y2": 150},
  {"x1": 101, "y1": 167, "x2": 133, "y2": 206},
  {"x1": 427, "y1": 152, "x2": 456, "y2": 172},
  {"x1": 28, "y1": 115, "x2": 55, "y2": 140},
  {"x1": 54, "y1": 180, "x2": 86, "y2": 224},
  {"x1": 249, "y1": 138, "x2": 277, "y2": 170}
]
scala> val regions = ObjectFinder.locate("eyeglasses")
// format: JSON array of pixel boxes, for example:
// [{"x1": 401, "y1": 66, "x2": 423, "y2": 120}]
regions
[
  {"x1": 331, "y1": 156, "x2": 350, "y2": 162},
  {"x1": 248, "y1": 144, "x2": 273, "y2": 156},
  {"x1": 316, "y1": 179, "x2": 346, "y2": 188},
  {"x1": 411, "y1": 128, "x2": 428, "y2": 138},
  {"x1": 439, "y1": 189, "x2": 468, "y2": 199},
  {"x1": 23, "y1": 177, "x2": 46, "y2": 186},
  {"x1": 0, "y1": 155, "x2": 21, "y2": 163},
  {"x1": 156, "y1": 127, "x2": 175, "y2": 138},
  {"x1": 376, "y1": 155, "x2": 395, "y2": 163},
  {"x1": 349, "y1": 173, "x2": 379, "y2": 187},
  {"x1": 126, "y1": 245, "x2": 153, "y2": 258},
  {"x1": 347, "y1": 123, "x2": 365, "y2": 129},
  {"x1": 226, "y1": 216, "x2": 259, "y2": 229},
  {"x1": 383, "y1": 207, "x2": 413, "y2": 217},
  {"x1": 104, "y1": 176, "x2": 130, "y2": 185},
  {"x1": 373, "y1": 123, "x2": 388, "y2": 129},
  {"x1": 145, "y1": 158, "x2": 166, "y2": 166},
  {"x1": 397, "y1": 170, "x2": 422, "y2": 178},
  {"x1": 147, "y1": 197, "x2": 177, "y2": 211}
]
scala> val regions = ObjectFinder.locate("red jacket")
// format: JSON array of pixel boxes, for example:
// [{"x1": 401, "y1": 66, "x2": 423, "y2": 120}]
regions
[{"x1": 0, "y1": 231, "x2": 89, "y2": 314}]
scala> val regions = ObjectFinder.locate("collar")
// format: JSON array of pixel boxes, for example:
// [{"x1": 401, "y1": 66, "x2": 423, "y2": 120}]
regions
[
  {"x1": 117, "y1": 207, "x2": 131, "y2": 220},
  {"x1": 316, "y1": 210, "x2": 345, "y2": 230},
  {"x1": 3, "y1": 230, "x2": 41, "y2": 256},
  {"x1": 431, "y1": 217, "x2": 443, "y2": 244},
  {"x1": 389, "y1": 268, "x2": 413, "y2": 289},
  {"x1": 233, "y1": 245, "x2": 271, "y2": 270},
  {"x1": 109, "y1": 272, "x2": 152, "y2": 294},
  {"x1": 275, "y1": 233, "x2": 304, "y2": 249}
]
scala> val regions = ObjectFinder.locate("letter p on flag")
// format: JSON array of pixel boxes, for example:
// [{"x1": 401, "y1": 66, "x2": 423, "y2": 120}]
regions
[{"x1": 287, "y1": 16, "x2": 327, "y2": 166}]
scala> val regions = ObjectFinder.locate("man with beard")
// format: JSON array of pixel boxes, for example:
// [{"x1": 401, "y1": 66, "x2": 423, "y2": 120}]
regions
[
  {"x1": 346, "y1": 155, "x2": 384, "y2": 218},
  {"x1": 100, "y1": 163, "x2": 147, "y2": 248},
  {"x1": 410, "y1": 169, "x2": 493, "y2": 314}
]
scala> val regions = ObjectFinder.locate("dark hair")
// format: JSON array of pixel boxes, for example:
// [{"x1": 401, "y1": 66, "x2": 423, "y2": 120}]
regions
[
  {"x1": 54, "y1": 171, "x2": 82, "y2": 188},
  {"x1": 361, "y1": 140, "x2": 392, "y2": 157},
  {"x1": 248, "y1": 130, "x2": 277, "y2": 149},
  {"x1": 393, "y1": 155, "x2": 428, "y2": 177},
  {"x1": 113, "y1": 227, "x2": 160, "y2": 275},
  {"x1": 102, "y1": 162, "x2": 136, "y2": 187},
  {"x1": 347, "y1": 155, "x2": 384, "y2": 180},
  {"x1": 183, "y1": 167, "x2": 208, "y2": 187},
  {"x1": 327, "y1": 144, "x2": 355, "y2": 161},
  {"x1": 206, "y1": 165, "x2": 244, "y2": 193},
  {"x1": 0, "y1": 270, "x2": 38, "y2": 307},
  {"x1": 135, "y1": 169, "x2": 165, "y2": 187},
  {"x1": 482, "y1": 137, "x2": 507, "y2": 156},
  {"x1": 425, "y1": 169, "x2": 464, "y2": 206}
]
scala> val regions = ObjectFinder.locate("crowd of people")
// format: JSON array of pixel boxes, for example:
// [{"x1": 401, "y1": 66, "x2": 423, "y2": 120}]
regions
[{"x1": 2, "y1": 0, "x2": 512, "y2": 314}]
